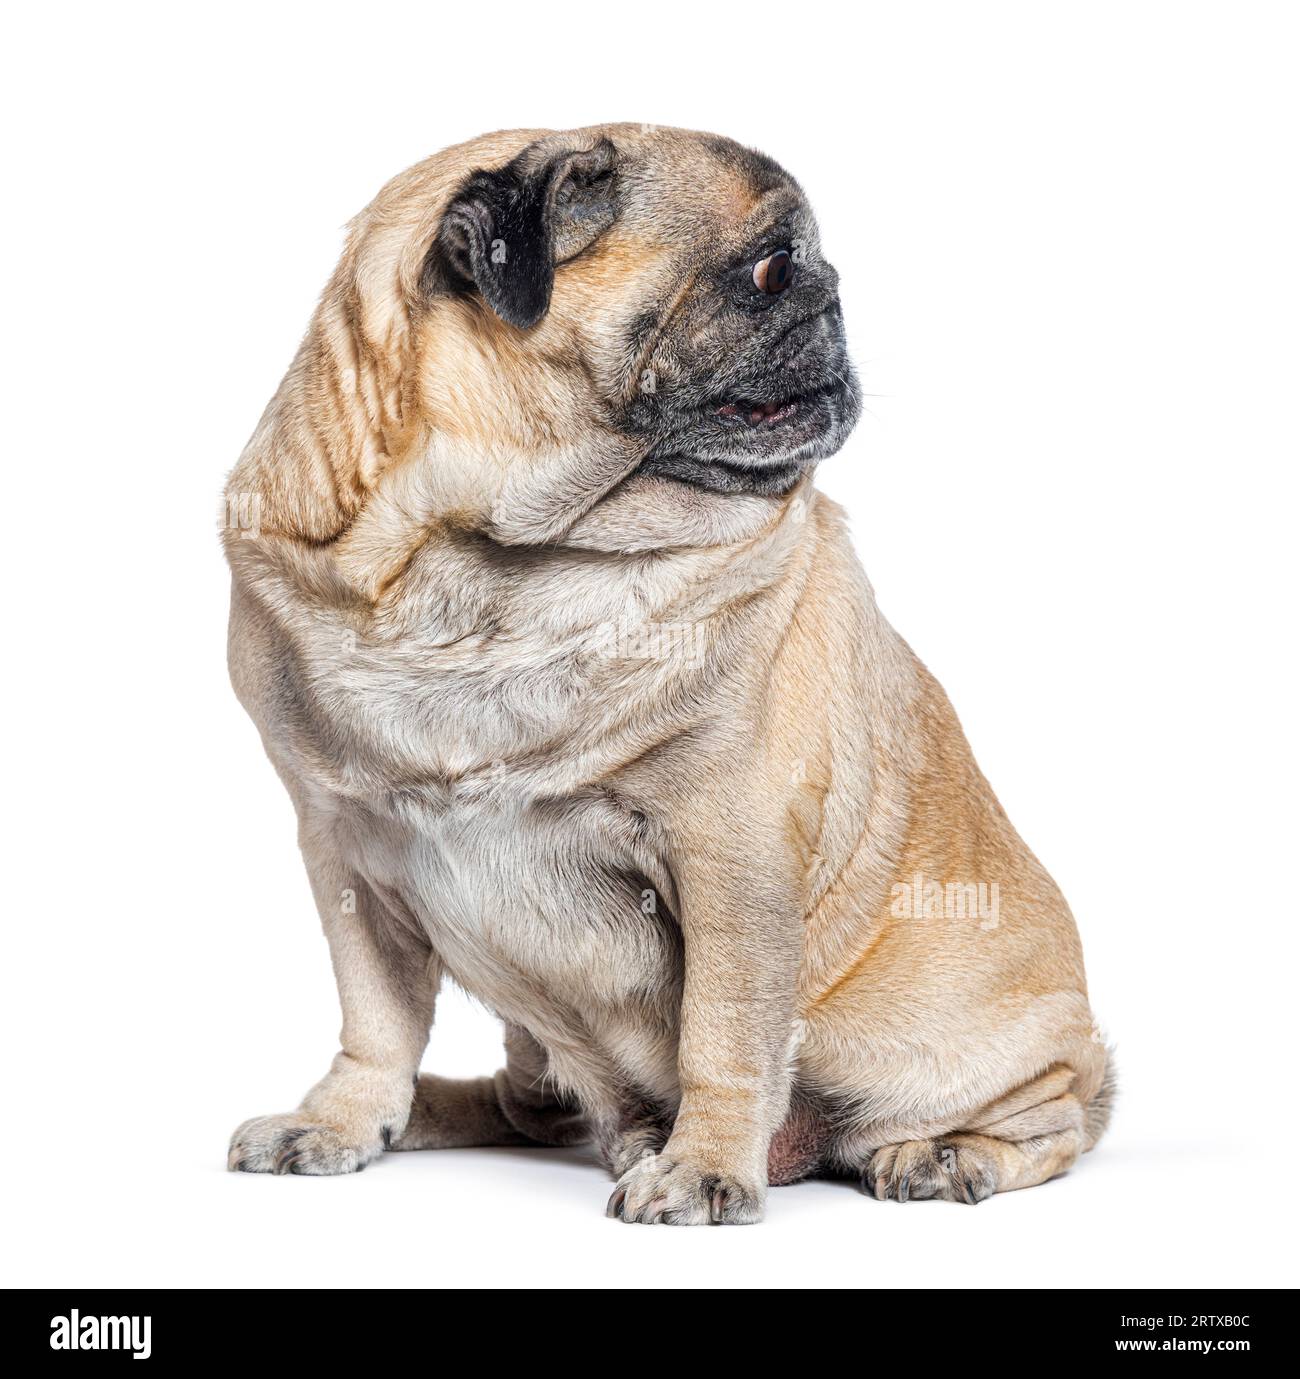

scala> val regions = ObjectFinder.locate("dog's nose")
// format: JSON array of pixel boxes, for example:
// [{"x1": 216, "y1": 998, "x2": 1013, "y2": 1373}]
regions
[{"x1": 753, "y1": 250, "x2": 793, "y2": 295}]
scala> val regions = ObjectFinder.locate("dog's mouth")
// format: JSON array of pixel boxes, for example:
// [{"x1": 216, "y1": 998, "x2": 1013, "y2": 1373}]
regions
[
  {"x1": 712, "y1": 397, "x2": 802, "y2": 428},
  {"x1": 701, "y1": 379, "x2": 852, "y2": 457},
  {"x1": 708, "y1": 376, "x2": 852, "y2": 430},
  {"x1": 635, "y1": 377, "x2": 856, "y2": 497}
]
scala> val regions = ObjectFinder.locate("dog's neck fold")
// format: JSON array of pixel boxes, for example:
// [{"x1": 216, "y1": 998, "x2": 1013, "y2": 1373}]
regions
[{"x1": 224, "y1": 267, "x2": 815, "y2": 617}]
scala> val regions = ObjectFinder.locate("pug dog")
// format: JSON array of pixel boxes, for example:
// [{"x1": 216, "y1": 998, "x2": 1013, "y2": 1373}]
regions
[{"x1": 222, "y1": 124, "x2": 1112, "y2": 1224}]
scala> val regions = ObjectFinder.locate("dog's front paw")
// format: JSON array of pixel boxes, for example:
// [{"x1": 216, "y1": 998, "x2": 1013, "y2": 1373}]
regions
[
  {"x1": 606, "y1": 1151, "x2": 765, "y2": 1225},
  {"x1": 227, "y1": 1113, "x2": 380, "y2": 1176}
]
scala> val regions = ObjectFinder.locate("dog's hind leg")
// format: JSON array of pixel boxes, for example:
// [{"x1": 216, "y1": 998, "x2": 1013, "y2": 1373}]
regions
[
  {"x1": 394, "y1": 1024, "x2": 589, "y2": 1151},
  {"x1": 838, "y1": 1059, "x2": 1110, "y2": 1204},
  {"x1": 862, "y1": 1122, "x2": 1085, "y2": 1203}
]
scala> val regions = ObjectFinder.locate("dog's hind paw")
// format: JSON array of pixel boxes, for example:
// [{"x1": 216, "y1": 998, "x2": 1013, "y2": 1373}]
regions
[{"x1": 861, "y1": 1137, "x2": 997, "y2": 1204}]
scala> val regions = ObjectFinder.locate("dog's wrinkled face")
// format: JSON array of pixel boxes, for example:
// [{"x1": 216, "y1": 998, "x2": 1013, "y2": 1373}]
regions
[
  {"x1": 415, "y1": 125, "x2": 859, "y2": 505},
  {"x1": 614, "y1": 141, "x2": 860, "y2": 497}
]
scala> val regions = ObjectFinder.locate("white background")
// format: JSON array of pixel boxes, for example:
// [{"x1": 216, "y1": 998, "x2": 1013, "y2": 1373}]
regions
[{"x1": 3, "y1": 1, "x2": 1297, "y2": 1290}]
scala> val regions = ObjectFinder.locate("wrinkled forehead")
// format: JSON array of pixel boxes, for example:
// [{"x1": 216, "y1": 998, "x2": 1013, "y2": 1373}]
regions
[{"x1": 615, "y1": 129, "x2": 811, "y2": 259}]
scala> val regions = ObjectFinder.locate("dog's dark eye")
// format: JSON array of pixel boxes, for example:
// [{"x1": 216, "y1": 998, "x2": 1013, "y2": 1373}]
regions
[{"x1": 753, "y1": 250, "x2": 793, "y2": 295}]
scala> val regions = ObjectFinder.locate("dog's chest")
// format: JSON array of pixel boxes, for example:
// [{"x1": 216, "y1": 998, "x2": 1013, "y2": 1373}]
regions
[
  {"x1": 341, "y1": 772, "x2": 678, "y2": 1011},
  {"x1": 254, "y1": 543, "x2": 701, "y2": 1017},
  {"x1": 301, "y1": 630, "x2": 682, "y2": 1010}
]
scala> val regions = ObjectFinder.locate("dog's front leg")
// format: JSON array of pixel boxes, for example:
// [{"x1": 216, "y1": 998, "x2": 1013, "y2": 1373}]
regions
[
  {"x1": 609, "y1": 836, "x2": 801, "y2": 1225},
  {"x1": 228, "y1": 847, "x2": 436, "y2": 1176}
]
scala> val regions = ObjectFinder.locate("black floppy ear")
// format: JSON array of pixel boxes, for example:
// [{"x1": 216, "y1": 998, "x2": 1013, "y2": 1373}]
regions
[{"x1": 425, "y1": 138, "x2": 618, "y2": 329}]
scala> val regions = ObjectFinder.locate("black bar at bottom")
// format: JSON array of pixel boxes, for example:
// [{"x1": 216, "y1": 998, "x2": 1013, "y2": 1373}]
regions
[{"x1": 6, "y1": 1287, "x2": 1282, "y2": 1364}]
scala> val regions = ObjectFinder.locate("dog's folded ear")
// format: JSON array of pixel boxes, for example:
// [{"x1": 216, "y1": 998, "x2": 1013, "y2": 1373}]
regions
[{"x1": 424, "y1": 136, "x2": 619, "y2": 329}]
